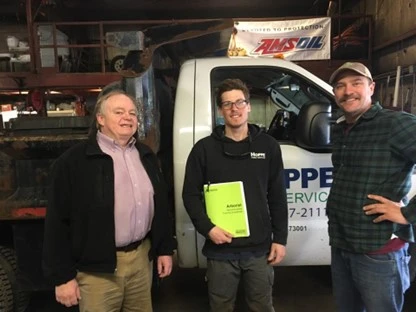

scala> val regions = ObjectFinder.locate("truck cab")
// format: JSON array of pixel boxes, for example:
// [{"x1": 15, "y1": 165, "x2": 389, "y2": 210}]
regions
[{"x1": 173, "y1": 57, "x2": 337, "y2": 268}]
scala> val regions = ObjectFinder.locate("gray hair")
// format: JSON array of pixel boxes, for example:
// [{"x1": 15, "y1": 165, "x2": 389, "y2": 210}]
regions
[{"x1": 92, "y1": 89, "x2": 138, "y2": 131}]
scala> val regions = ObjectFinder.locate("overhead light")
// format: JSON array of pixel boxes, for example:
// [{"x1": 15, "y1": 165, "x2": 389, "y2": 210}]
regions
[
  {"x1": 85, "y1": 88, "x2": 103, "y2": 92},
  {"x1": 0, "y1": 90, "x2": 29, "y2": 95}
]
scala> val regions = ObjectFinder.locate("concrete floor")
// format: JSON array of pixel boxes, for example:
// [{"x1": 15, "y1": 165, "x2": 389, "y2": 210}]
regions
[
  {"x1": 153, "y1": 265, "x2": 416, "y2": 312},
  {"x1": 152, "y1": 265, "x2": 335, "y2": 312},
  {"x1": 26, "y1": 265, "x2": 416, "y2": 312}
]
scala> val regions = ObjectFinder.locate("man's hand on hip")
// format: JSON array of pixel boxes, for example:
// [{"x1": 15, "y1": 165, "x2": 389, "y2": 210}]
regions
[
  {"x1": 55, "y1": 278, "x2": 81, "y2": 307},
  {"x1": 364, "y1": 194, "x2": 409, "y2": 224}
]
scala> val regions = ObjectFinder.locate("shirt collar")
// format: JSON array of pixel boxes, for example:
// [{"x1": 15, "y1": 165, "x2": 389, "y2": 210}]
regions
[{"x1": 97, "y1": 131, "x2": 136, "y2": 151}]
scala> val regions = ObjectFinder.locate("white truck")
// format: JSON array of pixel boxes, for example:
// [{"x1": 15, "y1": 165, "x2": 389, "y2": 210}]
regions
[
  {"x1": 172, "y1": 57, "x2": 336, "y2": 268},
  {"x1": 171, "y1": 57, "x2": 416, "y2": 271}
]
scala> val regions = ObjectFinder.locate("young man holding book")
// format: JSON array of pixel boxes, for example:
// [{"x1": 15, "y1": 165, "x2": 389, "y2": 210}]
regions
[{"x1": 182, "y1": 78, "x2": 288, "y2": 312}]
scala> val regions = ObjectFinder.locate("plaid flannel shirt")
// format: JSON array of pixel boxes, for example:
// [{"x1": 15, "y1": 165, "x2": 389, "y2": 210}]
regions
[{"x1": 327, "y1": 103, "x2": 416, "y2": 253}]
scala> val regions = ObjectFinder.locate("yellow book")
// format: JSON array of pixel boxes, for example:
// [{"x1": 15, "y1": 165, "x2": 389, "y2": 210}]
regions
[{"x1": 203, "y1": 181, "x2": 250, "y2": 238}]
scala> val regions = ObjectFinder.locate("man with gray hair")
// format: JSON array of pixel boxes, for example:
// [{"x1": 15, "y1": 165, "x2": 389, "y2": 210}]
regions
[{"x1": 43, "y1": 89, "x2": 174, "y2": 311}]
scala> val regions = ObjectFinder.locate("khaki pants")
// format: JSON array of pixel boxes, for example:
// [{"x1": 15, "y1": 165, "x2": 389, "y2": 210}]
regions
[{"x1": 76, "y1": 239, "x2": 153, "y2": 312}]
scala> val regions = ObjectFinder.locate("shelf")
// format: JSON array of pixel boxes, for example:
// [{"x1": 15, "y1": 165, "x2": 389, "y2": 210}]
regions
[
  {"x1": 9, "y1": 47, "x2": 30, "y2": 53},
  {"x1": 47, "y1": 110, "x2": 75, "y2": 117}
]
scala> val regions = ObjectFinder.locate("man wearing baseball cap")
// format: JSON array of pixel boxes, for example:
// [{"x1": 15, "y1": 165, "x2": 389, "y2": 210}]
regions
[{"x1": 326, "y1": 62, "x2": 416, "y2": 311}]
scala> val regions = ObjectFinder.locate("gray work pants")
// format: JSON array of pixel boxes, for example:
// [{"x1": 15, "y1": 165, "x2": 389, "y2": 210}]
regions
[{"x1": 206, "y1": 255, "x2": 275, "y2": 312}]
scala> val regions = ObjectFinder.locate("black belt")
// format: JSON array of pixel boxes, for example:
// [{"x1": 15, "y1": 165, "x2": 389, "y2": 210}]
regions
[{"x1": 116, "y1": 237, "x2": 147, "y2": 252}]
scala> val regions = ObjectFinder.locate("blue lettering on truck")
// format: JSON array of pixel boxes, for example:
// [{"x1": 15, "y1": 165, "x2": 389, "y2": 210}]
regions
[
  {"x1": 285, "y1": 167, "x2": 333, "y2": 188},
  {"x1": 284, "y1": 168, "x2": 333, "y2": 219}
]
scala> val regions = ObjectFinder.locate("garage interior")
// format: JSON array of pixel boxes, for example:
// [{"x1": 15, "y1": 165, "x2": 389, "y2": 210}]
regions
[
  {"x1": 0, "y1": 0, "x2": 415, "y2": 311},
  {"x1": 0, "y1": 0, "x2": 414, "y2": 112}
]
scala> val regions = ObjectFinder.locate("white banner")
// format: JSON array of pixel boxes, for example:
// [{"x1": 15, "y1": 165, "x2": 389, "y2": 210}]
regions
[{"x1": 228, "y1": 18, "x2": 331, "y2": 61}]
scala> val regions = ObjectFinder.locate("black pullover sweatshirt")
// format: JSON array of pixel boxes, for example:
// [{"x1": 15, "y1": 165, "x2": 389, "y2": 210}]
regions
[{"x1": 182, "y1": 124, "x2": 288, "y2": 258}]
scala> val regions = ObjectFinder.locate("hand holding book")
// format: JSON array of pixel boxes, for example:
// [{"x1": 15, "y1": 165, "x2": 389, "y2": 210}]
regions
[
  {"x1": 203, "y1": 181, "x2": 250, "y2": 238},
  {"x1": 208, "y1": 226, "x2": 233, "y2": 244}
]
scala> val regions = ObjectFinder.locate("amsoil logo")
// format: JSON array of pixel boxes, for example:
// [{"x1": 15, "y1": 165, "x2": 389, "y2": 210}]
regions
[{"x1": 252, "y1": 36, "x2": 325, "y2": 55}]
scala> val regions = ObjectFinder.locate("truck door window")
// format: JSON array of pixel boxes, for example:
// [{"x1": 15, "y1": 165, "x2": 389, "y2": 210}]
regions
[{"x1": 211, "y1": 66, "x2": 332, "y2": 142}]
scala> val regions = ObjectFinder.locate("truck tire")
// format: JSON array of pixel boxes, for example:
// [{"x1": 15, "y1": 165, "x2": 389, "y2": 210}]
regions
[
  {"x1": 0, "y1": 259, "x2": 14, "y2": 312},
  {"x1": 0, "y1": 247, "x2": 30, "y2": 312},
  {"x1": 110, "y1": 55, "x2": 125, "y2": 72}
]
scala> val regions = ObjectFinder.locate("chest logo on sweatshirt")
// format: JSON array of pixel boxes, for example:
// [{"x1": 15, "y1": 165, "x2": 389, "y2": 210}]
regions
[{"x1": 250, "y1": 152, "x2": 266, "y2": 159}]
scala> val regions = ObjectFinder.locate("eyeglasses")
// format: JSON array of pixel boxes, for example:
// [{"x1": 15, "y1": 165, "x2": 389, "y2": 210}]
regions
[{"x1": 221, "y1": 99, "x2": 248, "y2": 110}]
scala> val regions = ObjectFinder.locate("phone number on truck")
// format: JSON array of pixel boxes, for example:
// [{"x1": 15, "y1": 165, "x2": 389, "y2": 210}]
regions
[{"x1": 289, "y1": 207, "x2": 326, "y2": 218}]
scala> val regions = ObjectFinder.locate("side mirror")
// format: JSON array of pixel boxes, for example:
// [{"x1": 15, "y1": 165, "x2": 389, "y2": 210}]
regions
[{"x1": 295, "y1": 102, "x2": 332, "y2": 152}]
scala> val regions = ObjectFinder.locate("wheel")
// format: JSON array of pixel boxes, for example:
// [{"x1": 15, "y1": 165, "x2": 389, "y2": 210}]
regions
[
  {"x1": 0, "y1": 247, "x2": 31, "y2": 312},
  {"x1": 0, "y1": 258, "x2": 14, "y2": 312},
  {"x1": 110, "y1": 55, "x2": 125, "y2": 72}
]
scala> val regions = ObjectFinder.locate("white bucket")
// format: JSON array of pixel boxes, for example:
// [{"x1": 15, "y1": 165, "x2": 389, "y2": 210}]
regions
[{"x1": 7, "y1": 36, "x2": 19, "y2": 48}]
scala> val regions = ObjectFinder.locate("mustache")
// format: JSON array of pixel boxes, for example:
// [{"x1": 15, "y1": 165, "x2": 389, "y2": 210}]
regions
[{"x1": 339, "y1": 95, "x2": 358, "y2": 102}]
